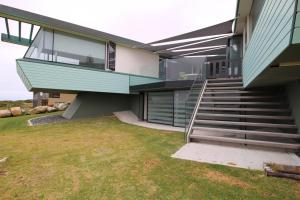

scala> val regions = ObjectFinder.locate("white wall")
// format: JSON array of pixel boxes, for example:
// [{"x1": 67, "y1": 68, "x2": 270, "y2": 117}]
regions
[{"x1": 115, "y1": 45, "x2": 159, "y2": 78}]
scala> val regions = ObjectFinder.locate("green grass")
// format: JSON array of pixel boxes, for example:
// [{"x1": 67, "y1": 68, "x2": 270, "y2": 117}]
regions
[{"x1": 0, "y1": 116, "x2": 299, "y2": 200}]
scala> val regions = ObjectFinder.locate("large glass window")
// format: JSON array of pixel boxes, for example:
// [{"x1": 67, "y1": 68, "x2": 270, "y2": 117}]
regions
[{"x1": 25, "y1": 28, "x2": 106, "y2": 69}]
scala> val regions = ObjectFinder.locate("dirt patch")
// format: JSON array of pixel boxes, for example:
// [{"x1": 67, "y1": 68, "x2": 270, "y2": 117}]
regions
[
  {"x1": 204, "y1": 170, "x2": 253, "y2": 189},
  {"x1": 143, "y1": 159, "x2": 160, "y2": 173},
  {"x1": 69, "y1": 169, "x2": 80, "y2": 192},
  {"x1": 0, "y1": 170, "x2": 8, "y2": 176}
]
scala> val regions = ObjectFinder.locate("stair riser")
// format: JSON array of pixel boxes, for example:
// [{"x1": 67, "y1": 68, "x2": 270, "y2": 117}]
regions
[
  {"x1": 193, "y1": 120, "x2": 297, "y2": 129},
  {"x1": 192, "y1": 127, "x2": 300, "y2": 139},
  {"x1": 189, "y1": 136, "x2": 300, "y2": 151},
  {"x1": 195, "y1": 116, "x2": 294, "y2": 123}
]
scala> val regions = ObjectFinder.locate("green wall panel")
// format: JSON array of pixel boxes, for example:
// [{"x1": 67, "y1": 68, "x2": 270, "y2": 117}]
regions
[
  {"x1": 129, "y1": 75, "x2": 162, "y2": 86},
  {"x1": 243, "y1": 0, "x2": 297, "y2": 87},
  {"x1": 17, "y1": 59, "x2": 161, "y2": 94},
  {"x1": 292, "y1": 2, "x2": 300, "y2": 44}
]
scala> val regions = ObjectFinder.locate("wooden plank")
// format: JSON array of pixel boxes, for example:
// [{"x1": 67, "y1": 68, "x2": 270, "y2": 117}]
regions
[
  {"x1": 192, "y1": 126, "x2": 300, "y2": 139},
  {"x1": 205, "y1": 86, "x2": 244, "y2": 90},
  {"x1": 201, "y1": 101, "x2": 286, "y2": 105},
  {"x1": 207, "y1": 78, "x2": 242, "y2": 82},
  {"x1": 198, "y1": 107, "x2": 290, "y2": 112},
  {"x1": 196, "y1": 113, "x2": 293, "y2": 120},
  {"x1": 207, "y1": 82, "x2": 242, "y2": 86},
  {"x1": 189, "y1": 135, "x2": 300, "y2": 149},
  {"x1": 193, "y1": 119, "x2": 297, "y2": 129},
  {"x1": 202, "y1": 96, "x2": 280, "y2": 100},
  {"x1": 204, "y1": 90, "x2": 268, "y2": 94}
]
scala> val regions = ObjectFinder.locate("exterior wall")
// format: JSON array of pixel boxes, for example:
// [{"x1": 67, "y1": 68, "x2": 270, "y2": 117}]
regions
[
  {"x1": 63, "y1": 92, "x2": 132, "y2": 119},
  {"x1": 115, "y1": 45, "x2": 159, "y2": 78},
  {"x1": 287, "y1": 80, "x2": 300, "y2": 134},
  {"x1": 130, "y1": 94, "x2": 144, "y2": 120},
  {"x1": 48, "y1": 93, "x2": 77, "y2": 106},
  {"x1": 292, "y1": 0, "x2": 300, "y2": 43},
  {"x1": 242, "y1": 0, "x2": 297, "y2": 87}
]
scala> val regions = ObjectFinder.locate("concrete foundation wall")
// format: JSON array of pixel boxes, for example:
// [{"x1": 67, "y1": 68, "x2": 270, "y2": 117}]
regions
[
  {"x1": 130, "y1": 94, "x2": 144, "y2": 120},
  {"x1": 287, "y1": 80, "x2": 300, "y2": 133},
  {"x1": 63, "y1": 92, "x2": 132, "y2": 119}
]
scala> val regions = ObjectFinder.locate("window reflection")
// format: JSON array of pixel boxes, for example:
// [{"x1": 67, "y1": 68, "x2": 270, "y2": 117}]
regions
[{"x1": 25, "y1": 28, "x2": 106, "y2": 70}]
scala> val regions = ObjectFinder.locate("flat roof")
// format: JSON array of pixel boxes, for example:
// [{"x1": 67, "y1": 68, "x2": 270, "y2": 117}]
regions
[{"x1": 0, "y1": 4, "x2": 146, "y2": 48}]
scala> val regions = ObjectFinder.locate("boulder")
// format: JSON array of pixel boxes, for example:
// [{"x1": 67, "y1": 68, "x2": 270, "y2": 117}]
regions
[
  {"x1": 10, "y1": 107, "x2": 22, "y2": 117},
  {"x1": 29, "y1": 106, "x2": 48, "y2": 115},
  {"x1": 47, "y1": 106, "x2": 58, "y2": 113},
  {"x1": 54, "y1": 102, "x2": 69, "y2": 111},
  {"x1": 0, "y1": 110, "x2": 12, "y2": 118}
]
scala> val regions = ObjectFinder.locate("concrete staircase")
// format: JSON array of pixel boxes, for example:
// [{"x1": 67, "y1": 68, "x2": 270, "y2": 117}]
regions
[{"x1": 188, "y1": 78, "x2": 300, "y2": 151}]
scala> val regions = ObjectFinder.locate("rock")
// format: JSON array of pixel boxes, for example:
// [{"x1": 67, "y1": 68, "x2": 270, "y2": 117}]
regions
[
  {"x1": 0, "y1": 110, "x2": 12, "y2": 118},
  {"x1": 0, "y1": 157, "x2": 8, "y2": 163},
  {"x1": 47, "y1": 106, "x2": 58, "y2": 113},
  {"x1": 54, "y1": 102, "x2": 69, "y2": 111},
  {"x1": 29, "y1": 106, "x2": 48, "y2": 115},
  {"x1": 10, "y1": 107, "x2": 22, "y2": 117}
]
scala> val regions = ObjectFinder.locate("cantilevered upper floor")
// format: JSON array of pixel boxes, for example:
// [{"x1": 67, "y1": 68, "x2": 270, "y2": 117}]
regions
[{"x1": 0, "y1": 4, "x2": 166, "y2": 93}]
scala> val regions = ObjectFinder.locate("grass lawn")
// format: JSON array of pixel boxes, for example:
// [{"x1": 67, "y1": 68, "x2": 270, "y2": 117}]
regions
[{"x1": 0, "y1": 115, "x2": 299, "y2": 199}]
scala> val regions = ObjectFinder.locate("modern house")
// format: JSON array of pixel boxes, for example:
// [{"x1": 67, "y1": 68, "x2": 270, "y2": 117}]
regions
[{"x1": 0, "y1": 1, "x2": 300, "y2": 151}]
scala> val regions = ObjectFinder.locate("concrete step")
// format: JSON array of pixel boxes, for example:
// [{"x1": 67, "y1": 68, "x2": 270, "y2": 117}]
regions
[
  {"x1": 192, "y1": 126, "x2": 300, "y2": 139},
  {"x1": 193, "y1": 119, "x2": 297, "y2": 129},
  {"x1": 204, "y1": 90, "x2": 275, "y2": 95},
  {"x1": 189, "y1": 134, "x2": 300, "y2": 150},
  {"x1": 202, "y1": 96, "x2": 281, "y2": 100},
  {"x1": 196, "y1": 113, "x2": 293, "y2": 120},
  {"x1": 198, "y1": 107, "x2": 290, "y2": 113},
  {"x1": 205, "y1": 86, "x2": 244, "y2": 90},
  {"x1": 200, "y1": 101, "x2": 286, "y2": 105},
  {"x1": 206, "y1": 82, "x2": 243, "y2": 87},
  {"x1": 207, "y1": 78, "x2": 242, "y2": 82}
]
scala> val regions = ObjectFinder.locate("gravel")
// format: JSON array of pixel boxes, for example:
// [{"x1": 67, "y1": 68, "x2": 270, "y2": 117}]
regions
[{"x1": 28, "y1": 115, "x2": 69, "y2": 126}]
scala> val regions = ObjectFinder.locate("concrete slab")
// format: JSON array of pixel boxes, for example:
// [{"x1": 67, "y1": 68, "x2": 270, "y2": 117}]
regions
[
  {"x1": 114, "y1": 111, "x2": 184, "y2": 132},
  {"x1": 172, "y1": 142, "x2": 300, "y2": 170}
]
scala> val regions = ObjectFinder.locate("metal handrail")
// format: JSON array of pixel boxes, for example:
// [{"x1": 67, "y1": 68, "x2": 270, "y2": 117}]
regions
[
  {"x1": 184, "y1": 74, "x2": 202, "y2": 133},
  {"x1": 185, "y1": 79, "x2": 208, "y2": 142}
]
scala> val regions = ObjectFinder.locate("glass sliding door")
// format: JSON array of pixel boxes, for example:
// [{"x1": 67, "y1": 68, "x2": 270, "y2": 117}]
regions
[
  {"x1": 147, "y1": 90, "x2": 189, "y2": 127},
  {"x1": 148, "y1": 92, "x2": 174, "y2": 125},
  {"x1": 174, "y1": 90, "x2": 189, "y2": 127}
]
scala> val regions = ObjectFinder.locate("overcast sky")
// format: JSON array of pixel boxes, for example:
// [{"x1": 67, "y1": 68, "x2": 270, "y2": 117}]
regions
[{"x1": 0, "y1": 0, "x2": 236, "y2": 100}]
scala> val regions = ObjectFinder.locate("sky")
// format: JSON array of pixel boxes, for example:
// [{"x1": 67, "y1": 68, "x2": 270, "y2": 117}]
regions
[{"x1": 0, "y1": 0, "x2": 237, "y2": 100}]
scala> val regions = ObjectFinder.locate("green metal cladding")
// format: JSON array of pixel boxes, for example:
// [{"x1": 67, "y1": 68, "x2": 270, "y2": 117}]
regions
[
  {"x1": 243, "y1": 0, "x2": 298, "y2": 87},
  {"x1": 292, "y1": 0, "x2": 300, "y2": 43},
  {"x1": 16, "y1": 59, "x2": 162, "y2": 94}
]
